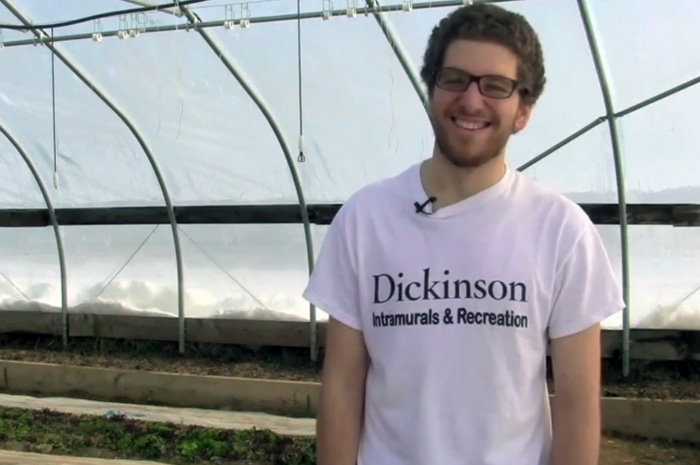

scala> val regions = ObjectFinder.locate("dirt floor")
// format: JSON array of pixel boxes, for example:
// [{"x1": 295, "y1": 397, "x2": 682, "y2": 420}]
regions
[
  {"x1": 599, "y1": 434, "x2": 699, "y2": 465},
  {"x1": 1, "y1": 334, "x2": 699, "y2": 465},
  {"x1": 1, "y1": 333, "x2": 699, "y2": 400}
]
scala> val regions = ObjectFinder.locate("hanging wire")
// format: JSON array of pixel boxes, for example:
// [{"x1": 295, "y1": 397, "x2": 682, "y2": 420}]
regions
[
  {"x1": 0, "y1": 0, "x2": 209, "y2": 31},
  {"x1": 296, "y1": 0, "x2": 305, "y2": 163}
]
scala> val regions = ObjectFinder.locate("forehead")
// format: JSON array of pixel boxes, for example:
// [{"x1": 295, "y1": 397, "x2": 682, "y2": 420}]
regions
[{"x1": 442, "y1": 39, "x2": 519, "y2": 79}]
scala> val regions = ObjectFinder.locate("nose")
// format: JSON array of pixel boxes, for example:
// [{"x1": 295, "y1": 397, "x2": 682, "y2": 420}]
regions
[{"x1": 457, "y1": 81, "x2": 486, "y2": 110}]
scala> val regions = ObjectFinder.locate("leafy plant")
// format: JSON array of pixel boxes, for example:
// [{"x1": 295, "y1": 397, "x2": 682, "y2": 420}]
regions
[{"x1": 0, "y1": 406, "x2": 315, "y2": 464}]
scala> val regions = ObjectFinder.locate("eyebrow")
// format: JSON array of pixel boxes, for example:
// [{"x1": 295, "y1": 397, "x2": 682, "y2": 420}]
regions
[{"x1": 442, "y1": 66, "x2": 516, "y2": 79}]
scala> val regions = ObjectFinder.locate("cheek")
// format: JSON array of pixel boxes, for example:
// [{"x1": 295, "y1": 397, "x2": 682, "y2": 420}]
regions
[
  {"x1": 493, "y1": 105, "x2": 521, "y2": 130},
  {"x1": 427, "y1": 101, "x2": 441, "y2": 125},
  {"x1": 429, "y1": 95, "x2": 455, "y2": 117}
]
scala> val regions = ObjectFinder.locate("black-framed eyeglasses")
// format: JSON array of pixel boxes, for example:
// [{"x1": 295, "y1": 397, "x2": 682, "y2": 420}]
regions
[{"x1": 435, "y1": 67, "x2": 526, "y2": 99}]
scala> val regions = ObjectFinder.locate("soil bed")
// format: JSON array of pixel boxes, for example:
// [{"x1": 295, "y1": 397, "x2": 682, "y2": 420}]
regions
[
  {"x1": 0, "y1": 406, "x2": 313, "y2": 465},
  {"x1": 1, "y1": 334, "x2": 699, "y2": 400},
  {"x1": 0, "y1": 406, "x2": 698, "y2": 465}
]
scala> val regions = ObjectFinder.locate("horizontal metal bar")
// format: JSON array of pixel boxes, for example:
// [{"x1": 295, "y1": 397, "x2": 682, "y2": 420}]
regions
[
  {"x1": 517, "y1": 117, "x2": 606, "y2": 171},
  {"x1": 0, "y1": 204, "x2": 340, "y2": 226},
  {"x1": 0, "y1": 0, "x2": 520, "y2": 48},
  {"x1": 615, "y1": 74, "x2": 700, "y2": 119},
  {"x1": 119, "y1": 0, "x2": 182, "y2": 16},
  {"x1": 0, "y1": 203, "x2": 698, "y2": 227},
  {"x1": 518, "y1": 73, "x2": 700, "y2": 172}
]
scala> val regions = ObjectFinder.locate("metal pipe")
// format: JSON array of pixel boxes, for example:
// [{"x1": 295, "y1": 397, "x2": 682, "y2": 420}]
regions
[
  {"x1": 1, "y1": 0, "x2": 521, "y2": 48},
  {"x1": 517, "y1": 117, "x2": 605, "y2": 172},
  {"x1": 0, "y1": 121, "x2": 69, "y2": 346},
  {"x1": 119, "y1": 0, "x2": 181, "y2": 16},
  {"x1": 178, "y1": 6, "x2": 318, "y2": 361},
  {"x1": 365, "y1": 0, "x2": 428, "y2": 110},
  {"x1": 576, "y1": 0, "x2": 630, "y2": 376},
  {"x1": 0, "y1": 0, "x2": 188, "y2": 355},
  {"x1": 519, "y1": 71, "x2": 700, "y2": 172},
  {"x1": 616, "y1": 74, "x2": 700, "y2": 119}
]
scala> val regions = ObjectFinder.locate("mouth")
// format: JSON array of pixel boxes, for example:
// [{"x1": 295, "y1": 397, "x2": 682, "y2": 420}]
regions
[{"x1": 451, "y1": 117, "x2": 492, "y2": 132}]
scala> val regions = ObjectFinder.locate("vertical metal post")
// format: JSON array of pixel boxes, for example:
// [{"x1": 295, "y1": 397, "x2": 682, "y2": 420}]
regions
[
  {"x1": 576, "y1": 0, "x2": 630, "y2": 376},
  {"x1": 0, "y1": 0, "x2": 188, "y2": 354},
  {"x1": 0, "y1": 122, "x2": 69, "y2": 346},
  {"x1": 178, "y1": 6, "x2": 318, "y2": 361}
]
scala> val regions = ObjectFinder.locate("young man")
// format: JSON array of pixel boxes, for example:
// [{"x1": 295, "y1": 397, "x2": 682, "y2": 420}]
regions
[{"x1": 303, "y1": 3, "x2": 625, "y2": 465}]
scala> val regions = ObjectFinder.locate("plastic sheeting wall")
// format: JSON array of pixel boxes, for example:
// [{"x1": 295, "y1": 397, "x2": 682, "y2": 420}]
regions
[{"x1": 0, "y1": 0, "x2": 698, "y2": 331}]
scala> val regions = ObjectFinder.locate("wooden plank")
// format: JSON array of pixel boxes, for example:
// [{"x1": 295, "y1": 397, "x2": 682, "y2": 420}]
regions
[
  {"x1": 187, "y1": 318, "x2": 315, "y2": 347},
  {"x1": 90, "y1": 314, "x2": 178, "y2": 341},
  {"x1": 0, "y1": 312, "x2": 60, "y2": 335},
  {"x1": 0, "y1": 450, "x2": 170, "y2": 465},
  {"x1": 83, "y1": 315, "x2": 322, "y2": 347},
  {"x1": 600, "y1": 329, "x2": 700, "y2": 361},
  {"x1": 1, "y1": 360, "x2": 699, "y2": 443},
  {"x1": 0, "y1": 360, "x2": 319, "y2": 417},
  {"x1": 1, "y1": 312, "x2": 327, "y2": 348},
  {"x1": 1, "y1": 311, "x2": 698, "y2": 360},
  {"x1": 601, "y1": 397, "x2": 700, "y2": 443},
  {"x1": 68, "y1": 313, "x2": 96, "y2": 337}
]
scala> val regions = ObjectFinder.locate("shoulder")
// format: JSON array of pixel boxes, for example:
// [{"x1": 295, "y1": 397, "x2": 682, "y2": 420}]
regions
[
  {"x1": 309, "y1": 165, "x2": 416, "y2": 290},
  {"x1": 512, "y1": 174, "x2": 626, "y2": 337},
  {"x1": 330, "y1": 163, "x2": 418, "y2": 227},
  {"x1": 509, "y1": 170, "x2": 598, "y2": 251}
]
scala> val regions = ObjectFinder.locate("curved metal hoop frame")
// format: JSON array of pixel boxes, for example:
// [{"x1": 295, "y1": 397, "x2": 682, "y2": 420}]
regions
[
  {"x1": 0, "y1": 121, "x2": 69, "y2": 345},
  {"x1": 365, "y1": 0, "x2": 429, "y2": 110},
  {"x1": 178, "y1": 6, "x2": 319, "y2": 360},
  {"x1": 575, "y1": 0, "x2": 631, "y2": 376},
  {"x1": 0, "y1": 0, "x2": 188, "y2": 354},
  {"x1": 5, "y1": 0, "x2": 698, "y2": 372}
]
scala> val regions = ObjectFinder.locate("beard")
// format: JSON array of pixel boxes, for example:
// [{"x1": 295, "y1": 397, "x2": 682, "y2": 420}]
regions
[{"x1": 432, "y1": 116, "x2": 511, "y2": 168}]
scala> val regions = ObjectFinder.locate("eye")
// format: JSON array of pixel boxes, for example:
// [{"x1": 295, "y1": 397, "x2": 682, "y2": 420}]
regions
[
  {"x1": 437, "y1": 69, "x2": 469, "y2": 89},
  {"x1": 482, "y1": 77, "x2": 514, "y2": 96},
  {"x1": 440, "y1": 71, "x2": 461, "y2": 81}
]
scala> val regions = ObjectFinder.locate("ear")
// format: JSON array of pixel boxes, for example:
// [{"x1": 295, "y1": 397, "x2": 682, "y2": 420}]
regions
[{"x1": 512, "y1": 103, "x2": 532, "y2": 134}]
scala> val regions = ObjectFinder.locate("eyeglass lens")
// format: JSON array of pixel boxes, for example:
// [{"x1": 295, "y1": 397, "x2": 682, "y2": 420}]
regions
[{"x1": 437, "y1": 68, "x2": 517, "y2": 99}]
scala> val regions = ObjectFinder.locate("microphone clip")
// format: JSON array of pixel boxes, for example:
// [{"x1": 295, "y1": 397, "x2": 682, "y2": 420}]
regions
[{"x1": 414, "y1": 196, "x2": 437, "y2": 215}]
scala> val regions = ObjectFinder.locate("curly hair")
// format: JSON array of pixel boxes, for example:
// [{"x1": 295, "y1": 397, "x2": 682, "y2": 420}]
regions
[{"x1": 420, "y1": 3, "x2": 546, "y2": 105}]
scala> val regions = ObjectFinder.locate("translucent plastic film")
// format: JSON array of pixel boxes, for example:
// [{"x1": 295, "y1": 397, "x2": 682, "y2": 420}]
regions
[
  {"x1": 0, "y1": 0, "x2": 697, "y2": 331},
  {"x1": 2, "y1": 0, "x2": 697, "y2": 205}
]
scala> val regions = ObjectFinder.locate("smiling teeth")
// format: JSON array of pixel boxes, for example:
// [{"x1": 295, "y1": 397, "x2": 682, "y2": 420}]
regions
[{"x1": 454, "y1": 119, "x2": 489, "y2": 130}]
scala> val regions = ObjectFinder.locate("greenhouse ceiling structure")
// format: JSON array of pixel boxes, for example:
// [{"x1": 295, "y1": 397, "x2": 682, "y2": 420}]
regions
[{"x1": 0, "y1": 0, "x2": 698, "y2": 375}]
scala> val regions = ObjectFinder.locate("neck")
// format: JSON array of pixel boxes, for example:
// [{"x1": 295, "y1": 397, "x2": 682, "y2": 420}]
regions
[{"x1": 421, "y1": 148, "x2": 507, "y2": 210}]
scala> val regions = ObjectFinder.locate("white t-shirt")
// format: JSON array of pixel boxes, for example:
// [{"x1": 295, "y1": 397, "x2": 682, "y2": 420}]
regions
[{"x1": 303, "y1": 161, "x2": 625, "y2": 465}]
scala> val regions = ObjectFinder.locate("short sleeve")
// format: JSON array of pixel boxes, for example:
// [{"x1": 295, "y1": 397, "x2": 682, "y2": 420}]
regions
[
  {"x1": 547, "y1": 219, "x2": 626, "y2": 339},
  {"x1": 302, "y1": 204, "x2": 362, "y2": 331}
]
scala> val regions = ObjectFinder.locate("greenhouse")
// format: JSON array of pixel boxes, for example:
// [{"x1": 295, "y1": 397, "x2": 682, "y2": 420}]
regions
[
  {"x1": 0, "y1": 1, "x2": 699, "y2": 463},
  {"x1": 0, "y1": 1, "x2": 699, "y2": 367}
]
